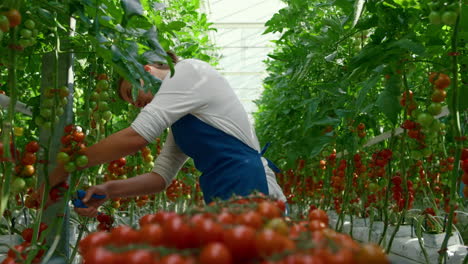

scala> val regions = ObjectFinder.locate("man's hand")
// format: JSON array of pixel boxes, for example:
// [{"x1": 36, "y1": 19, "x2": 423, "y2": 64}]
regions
[{"x1": 74, "y1": 184, "x2": 109, "y2": 218}]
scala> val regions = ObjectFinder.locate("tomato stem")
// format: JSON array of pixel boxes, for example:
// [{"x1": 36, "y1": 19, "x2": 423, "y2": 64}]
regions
[{"x1": 438, "y1": 4, "x2": 463, "y2": 263}]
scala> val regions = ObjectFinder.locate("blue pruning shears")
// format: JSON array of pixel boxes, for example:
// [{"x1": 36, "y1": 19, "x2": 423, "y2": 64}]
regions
[{"x1": 72, "y1": 190, "x2": 106, "y2": 208}]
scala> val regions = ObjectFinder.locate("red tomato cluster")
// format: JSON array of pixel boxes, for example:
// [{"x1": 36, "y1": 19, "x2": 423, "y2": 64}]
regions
[
  {"x1": 10, "y1": 141, "x2": 41, "y2": 193},
  {"x1": 97, "y1": 213, "x2": 114, "y2": 232},
  {"x1": 49, "y1": 182, "x2": 69, "y2": 202},
  {"x1": 391, "y1": 174, "x2": 414, "y2": 211},
  {"x1": 166, "y1": 179, "x2": 201, "y2": 202},
  {"x1": 460, "y1": 148, "x2": 468, "y2": 198},
  {"x1": 57, "y1": 125, "x2": 89, "y2": 173},
  {"x1": 399, "y1": 90, "x2": 417, "y2": 115},
  {"x1": 105, "y1": 157, "x2": 127, "y2": 181},
  {"x1": 79, "y1": 197, "x2": 389, "y2": 264},
  {"x1": 2, "y1": 223, "x2": 48, "y2": 264},
  {"x1": 356, "y1": 123, "x2": 366, "y2": 138}
]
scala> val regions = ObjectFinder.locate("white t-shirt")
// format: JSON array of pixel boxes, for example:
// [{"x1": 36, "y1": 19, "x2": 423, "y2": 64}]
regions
[{"x1": 131, "y1": 59, "x2": 286, "y2": 201}]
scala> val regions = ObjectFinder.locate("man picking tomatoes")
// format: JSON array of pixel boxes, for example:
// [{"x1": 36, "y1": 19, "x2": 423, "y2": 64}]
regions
[{"x1": 49, "y1": 52, "x2": 286, "y2": 216}]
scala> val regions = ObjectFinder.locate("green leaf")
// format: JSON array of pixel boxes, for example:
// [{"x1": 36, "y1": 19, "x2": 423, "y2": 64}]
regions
[
  {"x1": 308, "y1": 135, "x2": 334, "y2": 158},
  {"x1": 143, "y1": 26, "x2": 166, "y2": 55},
  {"x1": 356, "y1": 75, "x2": 379, "y2": 110},
  {"x1": 334, "y1": 0, "x2": 354, "y2": 14},
  {"x1": 166, "y1": 21, "x2": 186, "y2": 31},
  {"x1": 121, "y1": 0, "x2": 144, "y2": 27},
  {"x1": 376, "y1": 76, "x2": 401, "y2": 124},
  {"x1": 388, "y1": 39, "x2": 425, "y2": 55}
]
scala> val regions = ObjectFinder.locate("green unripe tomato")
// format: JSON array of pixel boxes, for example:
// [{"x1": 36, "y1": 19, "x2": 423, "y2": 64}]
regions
[
  {"x1": 102, "y1": 111, "x2": 112, "y2": 121},
  {"x1": 441, "y1": 11, "x2": 457, "y2": 25},
  {"x1": 64, "y1": 162, "x2": 77, "y2": 173},
  {"x1": 411, "y1": 109, "x2": 422, "y2": 119},
  {"x1": 427, "y1": 103, "x2": 442, "y2": 116},
  {"x1": 11, "y1": 177, "x2": 26, "y2": 193},
  {"x1": 59, "y1": 86, "x2": 69, "y2": 97},
  {"x1": 60, "y1": 97, "x2": 68, "y2": 106},
  {"x1": 422, "y1": 148, "x2": 432, "y2": 157},
  {"x1": 417, "y1": 112, "x2": 434, "y2": 128},
  {"x1": 35, "y1": 116, "x2": 44, "y2": 126},
  {"x1": 56, "y1": 152, "x2": 70, "y2": 163},
  {"x1": 99, "y1": 91, "x2": 110, "y2": 101},
  {"x1": 42, "y1": 121, "x2": 52, "y2": 130},
  {"x1": 18, "y1": 39, "x2": 28, "y2": 47},
  {"x1": 428, "y1": 11, "x2": 441, "y2": 24},
  {"x1": 92, "y1": 111, "x2": 101, "y2": 120},
  {"x1": 24, "y1": 19, "x2": 35, "y2": 29},
  {"x1": 96, "y1": 80, "x2": 109, "y2": 91},
  {"x1": 75, "y1": 155, "x2": 89, "y2": 167},
  {"x1": 56, "y1": 107, "x2": 64, "y2": 116},
  {"x1": 90, "y1": 101, "x2": 97, "y2": 109},
  {"x1": 20, "y1": 29, "x2": 32, "y2": 38},
  {"x1": 91, "y1": 91, "x2": 100, "y2": 101},
  {"x1": 0, "y1": 15, "x2": 9, "y2": 33},
  {"x1": 368, "y1": 183, "x2": 380, "y2": 192},
  {"x1": 44, "y1": 88, "x2": 55, "y2": 98},
  {"x1": 98, "y1": 101, "x2": 109, "y2": 111},
  {"x1": 411, "y1": 150, "x2": 423, "y2": 160},
  {"x1": 43, "y1": 98, "x2": 55, "y2": 108},
  {"x1": 429, "y1": 119, "x2": 441, "y2": 131},
  {"x1": 31, "y1": 29, "x2": 38, "y2": 37},
  {"x1": 40, "y1": 108, "x2": 52, "y2": 118}
]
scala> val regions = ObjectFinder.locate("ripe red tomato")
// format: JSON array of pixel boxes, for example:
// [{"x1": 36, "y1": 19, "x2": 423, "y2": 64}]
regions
[
  {"x1": 199, "y1": 242, "x2": 233, "y2": 264},
  {"x1": 21, "y1": 228, "x2": 34, "y2": 242},
  {"x1": 216, "y1": 211, "x2": 235, "y2": 225},
  {"x1": 1, "y1": 257, "x2": 16, "y2": 264},
  {"x1": 308, "y1": 220, "x2": 327, "y2": 232},
  {"x1": 139, "y1": 214, "x2": 156, "y2": 226},
  {"x1": 21, "y1": 152, "x2": 37, "y2": 166},
  {"x1": 223, "y1": 225, "x2": 257, "y2": 260},
  {"x1": 110, "y1": 226, "x2": 140, "y2": 246},
  {"x1": 355, "y1": 244, "x2": 389, "y2": 264},
  {"x1": 160, "y1": 254, "x2": 187, "y2": 264},
  {"x1": 25, "y1": 141, "x2": 40, "y2": 153},
  {"x1": 236, "y1": 211, "x2": 263, "y2": 229},
  {"x1": 64, "y1": 124, "x2": 75, "y2": 133},
  {"x1": 83, "y1": 247, "x2": 114, "y2": 264},
  {"x1": 308, "y1": 209, "x2": 329, "y2": 225},
  {"x1": 257, "y1": 201, "x2": 282, "y2": 219},
  {"x1": 5, "y1": 9, "x2": 21, "y2": 28},
  {"x1": 72, "y1": 131, "x2": 85, "y2": 142},
  {"x1": 7, "y1": 242, "x2": 29, "y2": 259},
  {"x1": 193, "y1": 218, "x2": 223, "y2": 246},
  {"x1": 116, "y1": 157, "x2": 126, "y2": 167},
  {"x1": 139, "y1": 224, "x2": 163, "y2": 246},
  {"x1": 123, "y1": 250, "x2": 155, "y2": 264},
  {"x1": 78, "y1": 231, "x2": 111, "y2": 255},
  {"x1": 162, "y1": 215, "x2": 195, "y2": 249},
  {"x1": 461, "y1": 148, "x2": 468, "y2": 160},
  {"x1": 255, "y1": 229, "x2": 284, "y2": 258}
]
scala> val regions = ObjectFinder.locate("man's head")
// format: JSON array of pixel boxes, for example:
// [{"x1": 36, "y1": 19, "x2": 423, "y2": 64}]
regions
[{"x1": 118, "y1": 51, "x2": 179, "y2": 108}]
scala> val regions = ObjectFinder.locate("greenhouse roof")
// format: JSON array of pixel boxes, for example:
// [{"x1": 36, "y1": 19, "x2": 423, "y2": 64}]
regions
[{"x1": 201, "y1": 0, "x2": 285, "y2": 119}]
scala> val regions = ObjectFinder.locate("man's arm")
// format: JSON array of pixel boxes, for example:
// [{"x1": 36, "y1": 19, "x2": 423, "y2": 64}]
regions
[
  {"x1": 49, "y1": 127, "x2": 148, "y2": 187},
  {"x1": 104, "y1": 172, "x2": 167, "y2": 198},
  {"x1": 76, "y1": 172, "x2": 166, "y2": 218}
]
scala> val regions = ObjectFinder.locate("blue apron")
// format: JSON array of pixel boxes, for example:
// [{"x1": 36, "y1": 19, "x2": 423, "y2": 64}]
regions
[{"x1": 171, "y1": 114, "x2": 271, "y2": 204}]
